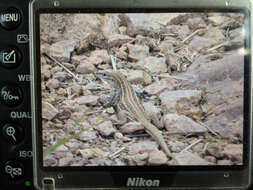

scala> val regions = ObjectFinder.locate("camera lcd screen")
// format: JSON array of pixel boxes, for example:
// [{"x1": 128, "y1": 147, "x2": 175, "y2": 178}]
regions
[{"x1": 39, "y1": 12, "x2": 247, "y2": 167}]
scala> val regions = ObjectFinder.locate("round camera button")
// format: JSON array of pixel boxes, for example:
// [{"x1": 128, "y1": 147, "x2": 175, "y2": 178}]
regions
[
  {"x1": 0, "y1": 46, "x2": 22, "y2": 69},
  {"x1": 0, "y1": 85, "x2": 23, "y2": 107},
  {"x1": 0, "y1": 7, "x2": 22, "y2": 30},
  {"x1": 2, "y1": 123, "x2": 25, "y2": 144},
  {"x1": 4, "y1": 161, "x2": 24, "y2": 180}
]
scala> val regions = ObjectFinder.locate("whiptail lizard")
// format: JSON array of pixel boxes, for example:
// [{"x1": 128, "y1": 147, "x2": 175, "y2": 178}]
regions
[{"x1": 97, "y1": 71, "x2": 175, "y2": 161}]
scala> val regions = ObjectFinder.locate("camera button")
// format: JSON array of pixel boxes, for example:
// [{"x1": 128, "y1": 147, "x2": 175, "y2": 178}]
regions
[
  {"x1": 0, "y1": 85, "x2": 23, "y2": 107},
  {"x1": 0, "y1": 7, "x2": 22, "y2": 30},
  {"x1": 2, "y1": 123, "x2": 25, "y2": 144},
  {"x1": 4, "y1": 161, "x2": 24, "y2": 180},
  {"x1": 0, "y1": 46, "x2": 22, "y2": 69}
]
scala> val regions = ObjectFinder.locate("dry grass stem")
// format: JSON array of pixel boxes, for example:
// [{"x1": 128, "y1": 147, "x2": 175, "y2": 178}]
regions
[
  {"x1": 180, "y1": 139, "x2": 203, "y2": 153},
  {"x1": 44, "y1": 53, "x2": 81, "y2": 82},
  {"x1": 109, "y1": 147, "x2": 126, "y2": 158},
  {"x1": 110, "y1": 55, "x2": 118, "y2": 71},
  {"x1": 182, "y1": 29, "x2": 205, "y2": 43}
]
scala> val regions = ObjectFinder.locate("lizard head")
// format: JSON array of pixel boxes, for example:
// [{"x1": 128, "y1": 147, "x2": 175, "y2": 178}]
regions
[{"x1": 96, "y1": 70, "x2": 120, "y2": 88}]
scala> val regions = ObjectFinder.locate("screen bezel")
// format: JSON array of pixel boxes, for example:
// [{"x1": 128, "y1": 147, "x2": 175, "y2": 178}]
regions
[{"x1": 30, "y1": 0, "x2": 252, "y2": 189}]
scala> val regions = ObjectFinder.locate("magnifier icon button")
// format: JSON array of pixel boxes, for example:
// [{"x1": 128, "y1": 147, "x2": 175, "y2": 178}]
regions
[{"x1": 2, "y1": 123, "x2": 24, "y2": 144}]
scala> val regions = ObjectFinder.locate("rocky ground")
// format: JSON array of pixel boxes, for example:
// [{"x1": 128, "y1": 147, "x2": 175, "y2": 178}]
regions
[{"x1": 40, "y1": 12, "x2": 244, "y2": 166}]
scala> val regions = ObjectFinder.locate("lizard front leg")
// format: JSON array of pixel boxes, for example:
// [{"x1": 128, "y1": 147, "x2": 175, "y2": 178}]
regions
[
  {"x1": 111, "y1": 107, "x2": 130, "y2": 125},
  {"x1": 99, "y1": 89, "x2": 120, "y2": 108},
  {"x1": 99, "y1": 90, "x2": 129, "y2": 125}
]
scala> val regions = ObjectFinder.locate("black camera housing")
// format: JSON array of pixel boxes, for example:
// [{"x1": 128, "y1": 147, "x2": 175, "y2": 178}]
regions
[
  {"x1": 0, "y1": 0, "x2": 34, "y2": 190},
  {"x1": 30, "y1": 0, "x2": 253, "y2": 189}
]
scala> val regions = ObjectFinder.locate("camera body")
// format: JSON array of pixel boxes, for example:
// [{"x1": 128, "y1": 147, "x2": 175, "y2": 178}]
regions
[
  {"x1": 0, "y1": 0, "x2": 33, "y2": 190},
  {"x1": 1, "y1": 0, "x2": 253, "y2": 189}
]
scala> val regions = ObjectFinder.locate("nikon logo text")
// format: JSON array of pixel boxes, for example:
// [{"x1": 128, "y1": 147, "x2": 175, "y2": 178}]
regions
[{"x1": 126, "y1": 177, "x2": 160, "y2": 187}]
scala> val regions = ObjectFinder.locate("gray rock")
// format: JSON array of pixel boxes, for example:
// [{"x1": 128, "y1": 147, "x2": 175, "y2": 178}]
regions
[
  {"x1": 127, "y1": 70, "x2": 151, "y2": 85},
  {"x1": 148, "y1": 149, "x2": 168, "y2": 165},
  {"x1": 217, "y1": 159, "x2": 233, "y2": 165},
  {"x1": 143, "y1": 102, "x2": 163, "y2": 129},
  {"x1": 206, "y1": 143, "x2": 222, "y2": 158},
  {"x1": 208, "y1": 15, "x2": 228, "y2": 26},
  {"x1": 46, "y1": 79, "x2": 60, "y2": 89},
  {"x1": 41, "y1": 43, "x2": 51, "y2": 55},
  {"x1": 159, "y1": 90, "x2": 202, "y2": 113},
  {"x1": 135, "y1": 35, "x2": 157, "y2": 49},
  {"x1": 204, "y1": 156, "x2": 217, "y2": 164},
  {"x1": 221, "y1": 18, "x2": 241, "y2": 30},
  {"x1": 49, "y1": 40, "x2": 78, "y2": 62},
  {"x1": 74, "y1": 104, "x2": 89, "y2": 112},
  {"x1": 40, "y1": 14, "x2": 69, "y2": 43},
  {"x1": 144, "y1": 79, "x2": 178, "y2": 95},
  {"x1": 89, "y1": 49, "x2": 111, "y2": 65},
  {"x1": 203, "y1": 26, "x2": 225, "y2": 44},
  {"x1": 54, "y1": 152, "x2": 72, "y2": 160},
  {"x1": 77, "y1": 149, "x2": 95, "y2": 159},
  {"x1": 192, "y1": 143, "x2": 205, "y2": 153},
  {"x1": 163, "y1": 114, "x2": 207, "y2": 134},
  {"x1": 72, "y1": 54, "x2": 88, "y2": 65},
  {"x1": 41, "y1": 65, "x2": 51, "y2": 79},
  {"x1": 174, "y1": 151, "x2": 213, "y2": 165},
  {"x1": 114, "y1": 132, "x2": 124, "y2": 139},
  {"x1": 53, "y1": 72, "x2": 68, "y2": 82},
  {"x1": 56, "y1": 88, "x2": 67, "y2": 96},
  {"x1": 119, "y1": 26, "x2": 127, "y2": 35},
  {"x1": 108, "y1": 34, "x2": 133, "y2": 47},
  {"x1": 62, "y1": 62, "x2": 75, "y2": 70},
  {"x1": 76, "y1": 60, "x2": 96, "y2": 74},
  {"x1": 125, "y1": 13, "x2": 184, "y2": 36},
  {"x1": 120, "y1": 122, "x2": 144, "y2": 134},
  {"x1": 42, "y1": 101, "x2": 59, "y2": 120},
  {"x1": 187, "y1": 17, "x2": 207, "y2": 30},
  {"x1": 158, "y1": 40, "x2": 175, "y2": 54},
  {"x1": 188, "y1": 36, "x2": 214, "y2": 52},
  {"x1": 128, "y1": 45, "x2": 149, "y2": 61},
  {"x1": 169, "y1": 141, "x2": 188, "y2": 153},
  {"x1": 136, "y1": 56, "x2": 167, "y2": 74},
  {"x1": 59, "y1": 155, "x2": 73, "y2": 166},
  {"x1": 65, "y1": 141, "x2": 80, "y2": 150},
  {"x1": 230, "y1": 28, "x2": 243, "y2": 40},
  {"x1": 75, "y1": 95, "x2": 98, "y2": 106},
  {"x1": 204, "y1": 100, "x2": 243, "y2": 138},
  {"x1": 222, "y1": 144, "x2": 242, "y2": 162},
  {"x1": 55, "y1": 145, "x2": 68, "y2": 152},
  {"x1": 185, "y1": 53, "x2": 244, "y2": 84},
  {"x1": 63, "y1": 14, "x2": 119, "y2": 52},
  {"x1": 106, "y1": 107, "x2": 115, "y2": 114},
  {"x1": 44, "y1": 156, "x2": 58, "y2": 167},
  {"x1": 79, "y1": 130, "x2": 97, "y2": 141},
  {"x1": 126, "y1": 152, "x2": 149, "y2": 166},
  {"x1": 71, "y1": 83, "x2": 82, "y2": 95},
  {"x1": 228, "y1": 117, "x2": 243, "y2": 141},
  {"x1": 94, "y1": 121, "x2": 116, "y2": 136},
  {"x1": 128, "y1": 141, "x2": 158, "y2": 155}
]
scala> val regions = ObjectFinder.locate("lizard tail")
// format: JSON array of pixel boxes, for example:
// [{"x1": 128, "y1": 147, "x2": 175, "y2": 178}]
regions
[{"x1": 140, "y1": 119, "x2": 175, "y2": 160}]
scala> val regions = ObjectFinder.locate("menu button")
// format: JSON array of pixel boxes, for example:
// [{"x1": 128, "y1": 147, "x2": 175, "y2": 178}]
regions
[{"x1": 0, "y1": 7, "x2": 21, "y2": 30}]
